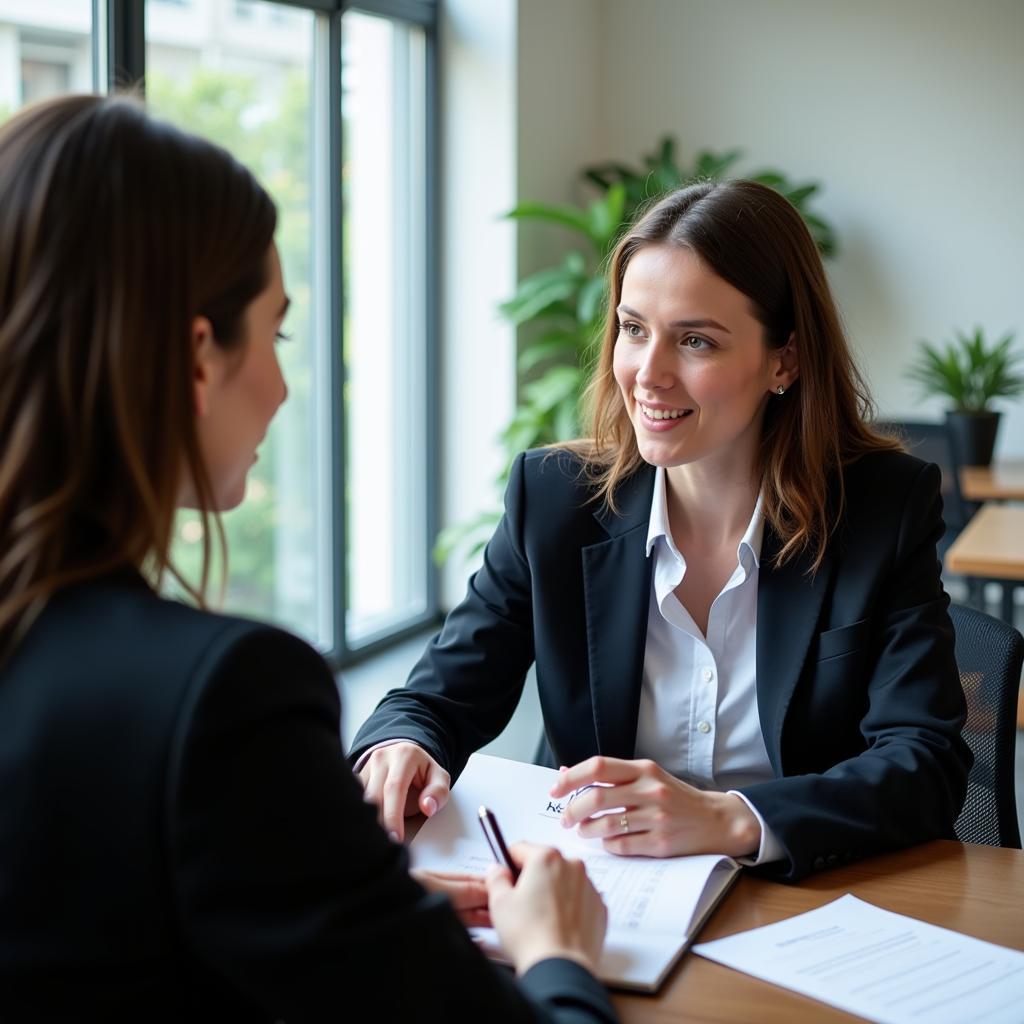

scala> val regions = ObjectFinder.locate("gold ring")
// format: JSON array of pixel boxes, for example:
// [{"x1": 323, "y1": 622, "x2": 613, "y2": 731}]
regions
[{"x1": 620, "y1": 814, "x2": 629, "y2": 834}]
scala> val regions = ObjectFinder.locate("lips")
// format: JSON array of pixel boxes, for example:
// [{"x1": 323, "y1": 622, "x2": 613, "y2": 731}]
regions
[{"x1": 637, "y1": 401, "x2": 692, "y2": 421}]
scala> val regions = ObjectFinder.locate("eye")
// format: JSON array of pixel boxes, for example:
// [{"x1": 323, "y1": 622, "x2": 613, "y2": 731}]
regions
[
  {"x1": 618, "y1": 321, "x2": 645, "y2": 339},
  {"x1": 683, "y1": 334, "x2": 712, "y2": 350}
]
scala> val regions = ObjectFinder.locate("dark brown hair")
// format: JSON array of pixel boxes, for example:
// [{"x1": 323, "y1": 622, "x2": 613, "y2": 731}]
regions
[
  {"x1": 0, "y1": 93, "x2": 277, "y2": 658},
  {"x1": 572, "y1": 179, "x2": 900, "y2": 570}
]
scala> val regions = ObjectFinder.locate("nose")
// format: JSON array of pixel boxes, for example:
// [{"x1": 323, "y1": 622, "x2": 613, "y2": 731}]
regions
[
  {"x1": 274, "y1": 352, "x2": 289, "y2": 408},
  {"x1": 635, "y1": 336, "x2": 675, "y2": 391}
]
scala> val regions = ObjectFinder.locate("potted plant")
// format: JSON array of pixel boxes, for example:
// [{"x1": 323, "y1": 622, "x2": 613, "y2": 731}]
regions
[{"x1": 905, "y1": 327, "x2": 1024, "y2": 466}]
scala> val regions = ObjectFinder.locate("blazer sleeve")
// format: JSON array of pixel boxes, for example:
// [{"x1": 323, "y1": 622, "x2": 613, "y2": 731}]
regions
[
  {"x1": 166, "y1": 622, "x2": 616, "y2": 1024},
  {"x1": 740, "y1": 461, "x2": 972, "y2": 881},
  {"x1": 350, "y1": 452, "x2": 537, "y2": 778}
]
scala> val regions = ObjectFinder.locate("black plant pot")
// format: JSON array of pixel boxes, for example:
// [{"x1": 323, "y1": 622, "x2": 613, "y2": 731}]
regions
[{"x1": 945, "y1": 410, "x2": 1001, "y2": 467}]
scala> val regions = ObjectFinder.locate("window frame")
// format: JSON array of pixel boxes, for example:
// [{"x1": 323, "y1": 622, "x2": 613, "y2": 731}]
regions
[{"x1": 107, "y1": 0, "x2": 440, "y2": 666}]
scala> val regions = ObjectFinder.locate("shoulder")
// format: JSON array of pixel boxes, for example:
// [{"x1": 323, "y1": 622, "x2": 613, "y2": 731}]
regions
[
  {"x1": 515, "y1": 445, "x2": 654, "y2": 516},
  {"x1": 841, "y1": 449, "x2": 936, "y2": 490},
  {"x1": 18, "y1": 574, "x2": 332, "y2": 724},
  {"x1": 832, "y1": 450, "x2": 944, "y2": 565},
  {"x1": 504, "y1": 447, "x2": 596, "y2": 528},
  {"x1": 838, "y1": 450, "x2": 940, "y2": 522},
  {"x1": 518, "y1": 445, "x2": 592, "y2": 491}
]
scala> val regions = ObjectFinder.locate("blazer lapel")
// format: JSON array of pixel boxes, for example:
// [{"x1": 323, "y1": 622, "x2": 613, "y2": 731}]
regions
[
  {"x1": 756, "y1": 526, "x2": 835, "y2": 775},
  {"x1": 582, "y1": 466, "x2": 656, "y2": 759}
]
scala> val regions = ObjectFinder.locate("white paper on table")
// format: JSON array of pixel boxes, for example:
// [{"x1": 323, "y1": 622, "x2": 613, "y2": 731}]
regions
[
  {"x1": 410, "y1": 753, "x2": 739, "y2": 991},
  {"x1": 692, "y1": 892, "x2": 1024, "y2": 1024}
]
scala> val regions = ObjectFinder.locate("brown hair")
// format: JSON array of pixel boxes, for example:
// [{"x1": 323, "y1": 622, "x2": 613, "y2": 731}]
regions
[
  {"x1": 0, "y1": 93, "x2": 276, "y2": 658},
  {"x1": 572, "y1": 179, "x2": 900, "y2": 570}
]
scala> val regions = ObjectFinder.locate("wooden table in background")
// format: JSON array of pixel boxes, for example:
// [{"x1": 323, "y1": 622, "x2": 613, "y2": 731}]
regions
[
  {"x1": 612, "y1": 841, "x2": 1024, "y2": 1024},
  {"x1": 945, "y1": 503, "x2": 1024, "y2": 628},
  {"x1": 960, "y1": 460, "x2": 1024, "y2": 502}
]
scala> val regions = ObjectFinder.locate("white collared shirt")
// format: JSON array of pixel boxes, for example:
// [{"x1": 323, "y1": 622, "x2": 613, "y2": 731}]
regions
[{"x1": 635, "y1": 467, "x2": 783, "y2": 865}]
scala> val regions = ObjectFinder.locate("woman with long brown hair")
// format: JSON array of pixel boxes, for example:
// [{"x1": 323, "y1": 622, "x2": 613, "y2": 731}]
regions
[
  {"x1": 355, "y1": 180, "x2": 971, "y2": 880},
  {"x1": 0, "y1": 93, "x2": 617, "y2": 1023}
]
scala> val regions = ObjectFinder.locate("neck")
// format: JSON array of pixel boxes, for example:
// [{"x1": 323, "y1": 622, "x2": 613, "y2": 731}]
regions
[{"x1": 664, "y1": 457, "x2": 760, "y2": 552}]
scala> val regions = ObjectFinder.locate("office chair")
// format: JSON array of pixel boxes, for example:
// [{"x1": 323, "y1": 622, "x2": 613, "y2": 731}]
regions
[
  {"x1": 873, "y1": 420, "x2": 973, "y2": 550},
  {"x1": 950, "y1": 603, "x2": 1023, "y2": 848}
]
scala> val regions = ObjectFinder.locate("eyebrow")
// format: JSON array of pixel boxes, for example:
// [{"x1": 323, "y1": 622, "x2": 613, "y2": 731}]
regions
[
  {"x1": 616, "y1": 304, "x2": 732, "y2": 335},
  {"x1": 278, "y1": 296, "x2": 292, "y2": 319}
]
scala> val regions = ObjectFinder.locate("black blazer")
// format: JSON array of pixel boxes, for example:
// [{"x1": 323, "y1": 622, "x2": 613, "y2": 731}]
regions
[
  {"x1": 0, "y1": 573, "x2": 616, "y2": 1024},
  {"x1": 352, "y1": 448, "x2": 971, "y2": 881}
]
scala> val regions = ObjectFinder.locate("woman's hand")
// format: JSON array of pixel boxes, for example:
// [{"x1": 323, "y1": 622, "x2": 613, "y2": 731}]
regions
[
  {"x1": 486, "y1": 843, "x2": 607, "y2": 976},
  {"x1": 358, "y1": 742, "x2": 450, "y2": 843},
  {"x1": 411, "y1": 869, "x2": 491, "y2": 928},
  {"x1": 549, "y1": 756, "x2": 761, "y2": 859}
]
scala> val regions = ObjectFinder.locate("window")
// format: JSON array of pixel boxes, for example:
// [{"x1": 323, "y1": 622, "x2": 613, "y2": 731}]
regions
[
  {"x1": 146, "y1": 3, "x2": 332, "y2": 648},
  {"x1": 145, "y1": 0, "x2": 438, "y2": 661},
  {"x1": 341, "y1": 10, "x2": 432, "y2": 647},
  {"x1": 0, "y1": 2, "x2": 93, "y2": 118},
  {"x1": 0, "y1": 0, "x2": 438, "y2": 662}
]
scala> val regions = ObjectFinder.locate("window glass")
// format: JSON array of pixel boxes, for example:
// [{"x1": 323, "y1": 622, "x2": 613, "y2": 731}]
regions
[
  {"x1": 147, "y1": 0, "x2": 332, "y2": 649},
  {"x1": 342, "y1": 10, "x2": 430, "y2": 646},
  {"x1": 0, "y1": 1, "x2": 93, "y2": 120}
]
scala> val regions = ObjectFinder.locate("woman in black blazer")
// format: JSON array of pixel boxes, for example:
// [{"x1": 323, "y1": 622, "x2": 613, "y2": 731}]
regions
[
  {"x1": 0, "y1": 95, "x2": 616, "y2": 1023},
  {"x1": 354, "y1": 180, "x2": 972, "y2": 882}
]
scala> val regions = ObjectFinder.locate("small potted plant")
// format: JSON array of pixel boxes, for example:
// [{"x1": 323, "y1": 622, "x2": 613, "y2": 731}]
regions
[{"x1": 905, "y1": 327, "x2": 1024, "y2": 466}]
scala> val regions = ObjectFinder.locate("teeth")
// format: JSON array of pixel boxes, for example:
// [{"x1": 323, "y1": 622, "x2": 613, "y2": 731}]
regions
[{"x1": 638, "y1": 402, "x2": 689, "y2": 421}]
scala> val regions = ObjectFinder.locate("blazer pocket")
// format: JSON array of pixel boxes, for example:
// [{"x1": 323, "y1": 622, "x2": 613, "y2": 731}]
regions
[{"x1": 816, "y1": 618, "x2": 869, "y2": 662}]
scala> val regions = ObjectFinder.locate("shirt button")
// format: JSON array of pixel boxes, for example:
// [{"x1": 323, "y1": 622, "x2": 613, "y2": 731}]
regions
[
  {"x1": 702, "y1": 668, "x2": 714, "y2": 683},
  {"x1": 697, "y1": 721, "x2": 711, "y2": 734}
]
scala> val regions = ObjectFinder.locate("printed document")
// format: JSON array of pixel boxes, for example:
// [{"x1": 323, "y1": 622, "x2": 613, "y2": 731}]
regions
[
  {"x1": 693, "y1": 892, "x2": 1024, "y2": 1024},
  {"x1": 410, "y1": 753, "x2": 739, "y2": 991}
]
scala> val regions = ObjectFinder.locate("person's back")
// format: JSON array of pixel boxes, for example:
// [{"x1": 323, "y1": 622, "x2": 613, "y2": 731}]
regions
[
  {"x1": 3, "y1": 574, "x2": 610, "y2": 1021},
  {"x1": 0, "y1": 574, "x2": 277, "y2": 1015},
  {"x1": 0, "y1": 94, "x2": 616, "y2": 1024}
]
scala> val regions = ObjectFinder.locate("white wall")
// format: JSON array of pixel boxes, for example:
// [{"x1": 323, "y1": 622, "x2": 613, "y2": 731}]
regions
[
  {"x1": 439, "y1": 0, "x2": 611, "y2": 607},
  {"x1": 533, "y1": 0, "x2": 1024, "y2": 456},
  {"x1": 438, "y1": 0, "x2": 519, "y2": 607},
  {"x1": 516, "y1": 0, "x2": 607, "y2": 278}
]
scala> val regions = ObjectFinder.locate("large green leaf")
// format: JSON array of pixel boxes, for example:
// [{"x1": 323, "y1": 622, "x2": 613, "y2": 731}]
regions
[
  {"x1": 499, "y1": 252, "x2": 588, "y2": 325},
  {"x1": 518, "y1": 328, "x2": 581, "y2": 374},
  {"x1": 506, "y1": 201, "x2": 592, "y2": 238},
  {"x1": 576, "y1": 275, "x2": 607, "y2": 328}
]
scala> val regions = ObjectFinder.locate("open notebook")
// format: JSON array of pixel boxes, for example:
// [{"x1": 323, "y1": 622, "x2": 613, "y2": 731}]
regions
[{"x1": 410, "y1": 753, "x2": 740, "y2": 992}]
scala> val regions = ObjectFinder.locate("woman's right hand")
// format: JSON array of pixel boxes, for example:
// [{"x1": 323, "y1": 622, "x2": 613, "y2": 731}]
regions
[
  {"x1": 486, "y1": 843, "x2": 608, "y2": 977},
  {"x1": 357, "y1": 742, "x2": 451, "y2": 842}
]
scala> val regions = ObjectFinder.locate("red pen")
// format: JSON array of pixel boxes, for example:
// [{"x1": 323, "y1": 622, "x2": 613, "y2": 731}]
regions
[{"x1": 478, "y1": 805, "x2": 521, "y2": 882}]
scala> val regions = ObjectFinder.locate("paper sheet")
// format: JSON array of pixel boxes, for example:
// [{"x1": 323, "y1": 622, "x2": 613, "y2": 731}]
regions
[
  {"x1": 410, "y1": 753, "x2": 738, "y2": 989},
  {"x1": 692, "y1": 892, "x2": 1024, "y2": 1024}
]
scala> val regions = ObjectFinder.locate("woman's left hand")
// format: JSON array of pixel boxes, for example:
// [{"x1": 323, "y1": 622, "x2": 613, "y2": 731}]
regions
[
  {"x1": 549, "y1": 756, "x2": 762, "y2": 859},
  {"x1": 410, "y1": 869, "x2": 491, "y2": 928}
]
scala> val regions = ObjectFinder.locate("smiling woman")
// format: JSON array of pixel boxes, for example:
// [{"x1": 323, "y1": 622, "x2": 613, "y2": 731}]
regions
[{"x1": 353, "y1": 179, "x2": 972, "y2": 884}]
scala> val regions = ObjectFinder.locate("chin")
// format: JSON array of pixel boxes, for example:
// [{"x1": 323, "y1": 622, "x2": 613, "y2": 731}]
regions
[
  {"x1": 215, "y1": 475, "x2": 249, "y2": 512},
  {"x1": 221, "y1": 488, "x2": 247, "y2": 512},
  {"x1": 636, "y1": 439, "x2": 690, "y2": 469}
]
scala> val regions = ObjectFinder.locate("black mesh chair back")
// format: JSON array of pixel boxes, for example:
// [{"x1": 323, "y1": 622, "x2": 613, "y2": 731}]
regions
[
  {"x1": 950, "y1": 603, "x2": 1023, "y2": 848},
  {"x1": 874, "y1": 420, "x2": 969, "y2": 536}
]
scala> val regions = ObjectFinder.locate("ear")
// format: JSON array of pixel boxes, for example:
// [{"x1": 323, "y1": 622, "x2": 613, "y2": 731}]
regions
[
  {"x1": 192, "y1": 315, "x2": 219, "y2": 418},
  {"x1": 768, "y1": 332, "x2": 799, "y2": 395}
]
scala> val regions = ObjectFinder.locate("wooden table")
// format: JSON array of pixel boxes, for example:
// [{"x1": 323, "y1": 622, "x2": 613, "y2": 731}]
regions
[
  {"x1": 960, "y1": 460, "x2": 1024, "y2": 502},
  {"x1": 612, "y1": 840, "x2": 1024, "y2": 1023},
  {"x1": 945, "y1": 503, "x2": 1024, "y2": 624}
]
